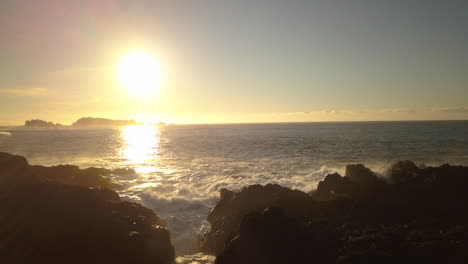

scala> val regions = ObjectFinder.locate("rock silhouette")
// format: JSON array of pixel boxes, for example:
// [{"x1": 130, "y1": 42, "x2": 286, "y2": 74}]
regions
[
  {"x1": 0, "y1": 152, "x2": 174, "y2": 264},
  {"x1": 215, "y1": 207, "x2": 337, "y2": 264},
  {"x1": 3, "y1": 151, "x2": 468, "y2": 263},
  {"x1": 201, "y1": 184, "x2": 315, "y2": 255},
  {"x1": 206, "y1": 163, "x2": 468, "y2": 264}
]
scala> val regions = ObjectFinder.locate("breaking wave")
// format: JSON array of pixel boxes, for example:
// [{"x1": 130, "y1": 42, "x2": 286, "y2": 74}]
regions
[{"x1": 115, "y1": 161, "x2": 386, "y2": 255}]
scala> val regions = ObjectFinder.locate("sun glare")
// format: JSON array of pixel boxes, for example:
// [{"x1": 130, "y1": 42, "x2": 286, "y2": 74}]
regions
[
  {"x1": 120, "y1": 125, "x2": 160, "y2": 173},
  {"x1": 118, "y1": 52, "x2": 161, "y2": 96}
]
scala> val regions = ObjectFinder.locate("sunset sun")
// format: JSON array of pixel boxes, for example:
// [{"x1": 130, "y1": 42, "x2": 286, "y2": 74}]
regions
[{"x1": 117, "y1": 51, "x2": 161, "y2": 96}]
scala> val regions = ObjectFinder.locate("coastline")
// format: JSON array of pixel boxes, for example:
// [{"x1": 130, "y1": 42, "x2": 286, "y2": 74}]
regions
[{"x1": 1, "y1": 152, "x2": 468, "y2": 263}]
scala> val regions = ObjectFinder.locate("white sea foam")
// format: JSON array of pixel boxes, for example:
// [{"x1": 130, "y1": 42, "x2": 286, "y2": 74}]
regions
[
  {"x1": 117, "y1": 159, "x2": 347, "y2": 255},
  {"x1": 116, "y1": 159, "x2": 421, "y2": 255}
]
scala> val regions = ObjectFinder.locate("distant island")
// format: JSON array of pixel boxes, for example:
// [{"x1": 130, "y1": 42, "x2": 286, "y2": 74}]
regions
[
  {"x1": 24, "y1": 119, "x2": 63, "y2": 128},
  {"x1": 72, "y1": 117, "x2": 141, "y2": 127},
  {"x1": 24, "y1": 117, "x2": 144, "y2": 128}
]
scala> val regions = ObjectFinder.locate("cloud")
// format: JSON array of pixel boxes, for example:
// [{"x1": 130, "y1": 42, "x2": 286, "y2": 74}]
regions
[
  {"x1": 0, "y1": 87, "x2": 47, "y2": 97},
  {"x1": 435, "y1": 107, "x2": 468, "y2": 114},
  {"x1": 319, "y1": 109, "x2": 357, "y2": 115},
  {"x1": 42, "y1": 67, "x2": 105, "y2": 76},
  {"x1": 379, "y1": 108, "x2": 415, "y2": 113}
]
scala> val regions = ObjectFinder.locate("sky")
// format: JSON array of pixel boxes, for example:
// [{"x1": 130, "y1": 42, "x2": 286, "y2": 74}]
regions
[{"x1": 0, "y1": 0, "x2": 467, "y2": 125}]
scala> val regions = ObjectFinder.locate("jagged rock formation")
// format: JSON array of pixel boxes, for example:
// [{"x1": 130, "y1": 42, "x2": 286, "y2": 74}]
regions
[
  {"x1": 204, "y1": 162, "x2": 468, "y2": 264},
  {"x1": 0, "y1": 152, "x2": 175, "y2": 264},
  {"x1": 215, "y1": 207, "x2": 337, "y2": 264},
  {"x1": 200, "y1": 184, "x2": 316, "y2": 255},
  {"x1": 0, "y1": 152, "x2": 139, "y2": 190},
  {"x1": 30, "y1": 164, "x2": 124, "y2": 189}
]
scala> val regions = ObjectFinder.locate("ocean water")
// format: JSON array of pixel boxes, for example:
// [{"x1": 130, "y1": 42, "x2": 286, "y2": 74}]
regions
[{"x1": 1, "y1": 121, "x2": 468, "y2": 256}]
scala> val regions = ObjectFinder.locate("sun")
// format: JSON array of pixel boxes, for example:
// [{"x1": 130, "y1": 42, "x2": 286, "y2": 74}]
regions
[{"x1": 117, "y1": 51, "x2": 161, "y2": 96}]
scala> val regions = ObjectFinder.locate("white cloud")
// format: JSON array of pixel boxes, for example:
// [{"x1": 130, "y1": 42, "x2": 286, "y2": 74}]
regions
[
  {"x1": 0, "y1": 87, "x2": 47, "y2": 97},
  {"x1": 434, "y1": 107, "x2": 468, "y2": 114}
]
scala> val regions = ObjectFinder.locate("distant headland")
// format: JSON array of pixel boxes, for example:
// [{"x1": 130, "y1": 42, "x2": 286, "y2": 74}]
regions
[
  {"x1": 72, "y1": 117, "x2": 141, "y2": 127},
  {"x1": 24, "y1": 119, "x2": 63, "y2": 128},
  {"x1": 24, "y1": 117, "x2": 145, "y2": 128}
]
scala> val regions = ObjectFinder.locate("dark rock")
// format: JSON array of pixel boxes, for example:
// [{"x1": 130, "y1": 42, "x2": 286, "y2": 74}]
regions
[
  {"x1": 112, "y1": 168, "x2": 139, "y2": 178},
  {"x1": 210, "y1": 162, "x2": 468, "y2": 264},
  {"x1": 0, "y1": 152, "x2": 175, "y2": 263},
  {"x1": 338, "y1": 223, "x2": 468, "y2": 264},
  {"x1": 1, "y1": 152, "x2": 119, "y2": 190},
  {"x1": 201, "y1": 184, "x2": 315, "y2": 255},
  {"x1": 0, "y1": 152, "x2": 39, "y2": 197},
  {"x1": 389, "y1": 161, "x2": 420, "y2": 184},
  {"x1": 0, "y1": 183, "x2": 175, "y2": 264},
  {"x1": 30, "y1": 164, "x2": 118, "y2": 189},
  {"x1": 314, "y1": 164, "x2": 384, "y2": 201},
  {"x1": 315, "y1": 173, "x2": 353, "y2": 200},
  {"x1": 215, "y1": 207, "x2": 338, "y2": 264},
  {"x1": 0, "y1": 152, "x2": 29, "y2": 178},
  {"x1": 345, "y1": 164, "x2": 381, "y2": 186}
]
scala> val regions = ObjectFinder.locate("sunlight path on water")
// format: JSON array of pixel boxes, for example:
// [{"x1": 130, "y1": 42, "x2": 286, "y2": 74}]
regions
[
  {"x1": 175, "y1": 253, "x2": 215, "y2": 264},
  {"x1": 119, "y1": 125, "x2": 160, "y2": 174}
]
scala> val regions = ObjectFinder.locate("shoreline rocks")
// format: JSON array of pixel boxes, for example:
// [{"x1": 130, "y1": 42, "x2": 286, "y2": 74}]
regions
[
  {"x1": 203, "y1": 162, "x2": 468, "y2": 264},
  {"x1": 3, "y1": 151, "x2": 468, "y2": 263},
  {"x1": 201, "y1": 184, "x2": 316, "y2": 255},
  {"x1": 0, "y1": 152, "x2": 175, "y2": 264}
]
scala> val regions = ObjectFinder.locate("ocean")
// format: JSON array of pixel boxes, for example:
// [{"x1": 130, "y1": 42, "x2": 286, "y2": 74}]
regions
[{"x1": 1, "y1": 121, "x2": 468, "y2": 257}]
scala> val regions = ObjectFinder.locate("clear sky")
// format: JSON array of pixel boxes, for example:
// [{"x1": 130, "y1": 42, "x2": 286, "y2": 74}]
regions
[{"x1": 1, "y1": 0, "x2": 467, "y2": 125}]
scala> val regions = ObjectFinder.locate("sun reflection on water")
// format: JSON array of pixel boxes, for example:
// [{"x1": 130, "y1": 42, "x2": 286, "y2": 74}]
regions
[{"x1": 119, "y1": 125, "x2": 160, "y2": 173}]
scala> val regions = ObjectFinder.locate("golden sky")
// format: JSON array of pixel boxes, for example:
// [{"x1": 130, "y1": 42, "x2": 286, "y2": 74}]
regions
[{"x1": 0, "y1": 0, "x2": 467, "y2": 125}]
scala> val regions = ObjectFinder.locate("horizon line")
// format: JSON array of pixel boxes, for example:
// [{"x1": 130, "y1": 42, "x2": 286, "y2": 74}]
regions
[{"x1": 2, "y1": 118, "x2": 468, "y2": 127}]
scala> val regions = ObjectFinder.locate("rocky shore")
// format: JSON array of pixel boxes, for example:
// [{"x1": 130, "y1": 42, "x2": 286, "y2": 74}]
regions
[
  {"x1": 201, "y1": 162, "x2": 468, "y2": 264},
  {"x1": 0, "y1": 152, "x2": 174, "y2": 264},
  {"x1": 1, "y1": 151, "x2": 468, "y2": 263}
]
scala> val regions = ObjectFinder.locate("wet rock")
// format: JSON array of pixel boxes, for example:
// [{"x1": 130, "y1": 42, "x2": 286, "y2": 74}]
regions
[
  {"x1": 345, "y1": 164, "x2": 381, "y2": 186},
  {"x1": 30, "y1": 164, "x2": 118, "y2": 189},
  {"x1": 112, "y1": 168, "x2": 139, "y2": 179},
  {"x1": 0, "y1": 152, "x2": 132, "y2": 190},
  {"x1": 338, "y1": 223, "x2": 468, "y2": 264},
  {"x1": 201, "y1": 184, "x2": 315, "y2": 255},
  {"x1": 0, "y1": 152, "x2": 28, "y2": 174},
  {"x1": 0, "y1": 152, "x2": 175, "y2": 264},
  {"x1": 215, "y1": 207, "x2": 337, "y2": 264},
  {"x1": 210, "y1": 162, "x2": 468, "y2": 263},
  {"x1": 0, "y1": 152, "x2": 39, "y2": 196},
  {"x1": 315, "y1": 173, "x2": 353, "y2": 200},
  {"x1": 0, "y1": 183, "x2": 175, "y2": 264},
  {"x1": 389, "y1": 161, "x2": 420, "y2": 184},
  {"x1": 314, "y1": 164, "x2": 384, "y2": 201}
]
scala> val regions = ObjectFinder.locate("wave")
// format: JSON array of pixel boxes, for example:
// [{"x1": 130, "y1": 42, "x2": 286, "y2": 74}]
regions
[
  {"x1": 115, "y1": 160, "x2": 441, "y2": 256},
  {"x1": 0, "y1": 132, "x2": 12, "y2": 136},
  {"x1": 115, "y1": 163, "x2": 364, "y2": 255}
]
